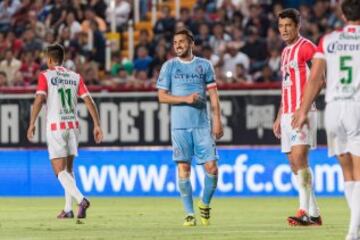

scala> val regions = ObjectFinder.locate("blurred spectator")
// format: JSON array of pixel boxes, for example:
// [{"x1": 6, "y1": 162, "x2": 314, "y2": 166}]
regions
[
  {"x1": 0, "y1": 0, "x2": 20, "y2": 32},
  {"x1": 222, "y1": 43, "x2": 250, "y2": 78},
  {"x1": 0, "y1": 49, "x2": 21, "y2": 86},
  {"x1": 127, "y1": 70, "x2": 149, "y2": 88},
  {"x1": 233, "y1": 63, "x2": 252, "y2": 84},
  {"x1": 241, "y1": 27, "x2": 267, "y2": 73},
  {"x1": 195, "y1": 22, "x2": 211, "y2": 45},
  {"x1": 6, "y1": 31, "x2": 23, "y2": 58},
  {"x1": 105, "y1": 0, "x2": 131, "y2": 32},
  {"x1": 23, "y1": 28, "x2": 43, "y2": 52},
  {"x1": 135, "y1": 29, "x2": 153, "y2": 59},
  {"x1": 268, "y1": 49, "x2": 281, "y2": 78},
  {"x1": 190, "y1": 6, "x2": 211, "y2": 35},
  {"x1": 12, "y1": 71, "x2": 24, "y2": 86},
  {"x1": 266, "y1": 27, "x2": 283, "y2": 52},
  {"x1": 80, "y1": 55, "x2": 100, "y2": 86},
  {"x1": 0, "y1": 71, "x2": 7, "y2": 87},
  {"x1": 209, "y1": 22, "x2": 231, "y2": 55},
  {"x1": 90, "y1": 20, "x2": 106, "y2": 68},
  {"x1": 180, "y1": 7, "x2": 193, "y2": 29},
  {"x1": 43, "y1": 31, "x2": 56, "y2": 49},
  {"x1": 82, "y1": 7, "x2": 107, "y2": 33},
  {"x1": 19, "y1": 51, "x2": 40, "y2": 86},
  {"x1": 59, "y1": 11, "x2": 82, "y2": 40},
  {"x1": 45, "y1": 0, "x2": 67, "y2": 30},
  {"x1": 153, "y1": 5, "x2": 176, "y2": 41},
  {"x1": 90, "y1": 0, "x2": 107, "y2": 20},
  {"x1": 243, "y1": 4, "x2": 270, "y2": 38},
  {"x1": 28, "y1": 10, "x2": 46, "y2": 38},
  {"x1": 148, "y1": 44, "x2": 167, "y2": 78},
  {"x1": 255, "y1": 65, "x2": 278, "y2": 83},
  {"x1": 110, "y1": 66, "x2": 129, "y2": 86},
  {"x1": 202, "y1": 45, "x2": 220, "y2": 67},
  {"x1": 133, "y1": 46, "x2": 152, "y2": 73}
]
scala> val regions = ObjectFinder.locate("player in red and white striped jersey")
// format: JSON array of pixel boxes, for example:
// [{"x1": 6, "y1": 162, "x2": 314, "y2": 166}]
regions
[
  {"x1": 293, "y1": 1, "x2": 360, "y2": 239},
  {"x1": 27, "y1": 44, "x2": 103, "y2": 219},
  {"x1": 272, "y1": 8, "x2": 322, "y2": 226}
]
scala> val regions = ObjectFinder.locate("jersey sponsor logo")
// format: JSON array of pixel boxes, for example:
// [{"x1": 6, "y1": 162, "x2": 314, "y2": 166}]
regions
[
  {"x1": 174, "y1": 69, "x2": 205, "y2": 83},
  {"x1": 327, "y1": 41, "x2": 360, "y2": 53},
  {"x1": 50, "y1": 76, "x2": 77, "y2": 86}
]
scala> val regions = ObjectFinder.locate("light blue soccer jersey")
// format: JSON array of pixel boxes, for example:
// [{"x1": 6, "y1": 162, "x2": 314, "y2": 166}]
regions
[{"x1": 156, "y1": 56, "x2": 216, "y2": 129}]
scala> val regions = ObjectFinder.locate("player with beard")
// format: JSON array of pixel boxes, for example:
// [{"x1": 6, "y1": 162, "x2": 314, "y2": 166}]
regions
[{"x1": 156, "y1": 28, "x2": 223, "y2": 226}]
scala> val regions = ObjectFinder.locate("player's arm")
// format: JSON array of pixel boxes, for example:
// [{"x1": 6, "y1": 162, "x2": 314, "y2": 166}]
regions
[
  {"x1": 83, "y1": 95, "x2": 103, "y2": 144},
  {"x1": 292, "y1": 58, "x2": 326, "y2": 129},
  {"x1": 208, "y1": 87, "x2": 223, "y2": 140},
  {"x1": 273, "y1": 102, "x2": 282, "y2": 139},
  {"x1": 27, "y1": 94, "x2": 46, "y2": 141},
  {"x1": 158, "y1": 89, "x2": 199, "y2": 105}
]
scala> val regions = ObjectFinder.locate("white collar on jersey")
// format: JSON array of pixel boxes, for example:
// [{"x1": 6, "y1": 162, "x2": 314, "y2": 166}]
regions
[
  {"x1": 177, "y1": 56, "x2": 197, "y2": 64},
  {"x1": 344, "y1": 25, "x2": 360, "y2": 32}
]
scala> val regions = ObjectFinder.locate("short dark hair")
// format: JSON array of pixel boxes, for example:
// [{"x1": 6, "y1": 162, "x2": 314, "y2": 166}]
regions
[
  {"x1": 278, "y1": 8, "x2": 301, "y2": 26},
  {"x1": 0, "y1": 71, "x2": 6, "y2": 78},
  {"x1": 47, "y1": 43, "x2": 65, "y2": 64},
  {"x1": 174, "y1": 28, "x2": 194, "y2": 42},
  {"x1": 341, "y1": 0, "x2": 360, "y2": 21}
]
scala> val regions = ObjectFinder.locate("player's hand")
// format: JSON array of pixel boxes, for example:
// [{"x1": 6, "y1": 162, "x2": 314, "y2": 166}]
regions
[
  {"x1": 185, "y1": 93, "x2": 199, "y2": 104},
  {"x1": 292, "y1": 110, "x2": 308, "y2": 130},
  {"x1": 93, "y1": 125, "x2": 103, "y2": 144},
  {"x1": 212, "y1": 119, "x2": 224, "y2": 140},
  {"x1": 27, "y1": 124, "x2": 35, "y2": 142},
  {"x1": 272, "y1": 117, "x2": 281, "y2": 139}
]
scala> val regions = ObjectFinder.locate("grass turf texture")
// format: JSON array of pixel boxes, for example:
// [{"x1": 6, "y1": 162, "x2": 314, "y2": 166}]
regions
[{"x1": 0, "y1": 198, "x2": 348, "y2": 240}]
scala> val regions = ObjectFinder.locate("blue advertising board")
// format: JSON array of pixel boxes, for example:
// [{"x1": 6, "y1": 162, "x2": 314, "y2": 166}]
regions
[{"x1": 0, "y1": 147, "x2": 343, "y2": 197}]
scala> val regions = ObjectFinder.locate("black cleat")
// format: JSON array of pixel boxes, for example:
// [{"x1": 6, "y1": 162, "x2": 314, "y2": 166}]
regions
[
  {"x1": 77, "y1": 198, "x2": 90, "y2": 219},
  {"x1": 57, "y1": 210, "x2": 74, "y2": 219},
  {"x1": 310, "y1": 215, "x2": 323, "y2": 226},
  {"x1": 287, "y1": 209, "x2": 311, "y2": 226}
]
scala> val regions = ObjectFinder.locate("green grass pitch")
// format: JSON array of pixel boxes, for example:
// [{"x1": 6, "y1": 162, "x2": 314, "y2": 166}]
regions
[{"x1": 0, "y1": 197, "x2": 349, "y2": 240}]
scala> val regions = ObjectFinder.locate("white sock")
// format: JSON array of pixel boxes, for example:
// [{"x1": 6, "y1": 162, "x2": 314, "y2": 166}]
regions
[
  {"x1": 58, "y1": 170, "x2": 84, "y2": 204},
  {"x1": 345, "y1": 181, "x2": 355, "y2": 209},
  {"x1": 297, "y1": 168, "x2": 311, "y2": 214},
  {"x1": 308, "y1": 168, "x2": 320, "y2": 217},
  {"x1": 64, "y1": 172, "x2": 75, "y2": 213},
  {"x1": 348, "y1": 182, "x2": 360, "y2": 237}
]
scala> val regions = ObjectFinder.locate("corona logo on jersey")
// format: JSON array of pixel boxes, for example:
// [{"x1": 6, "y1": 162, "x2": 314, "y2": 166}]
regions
[
  {"x1": 327, "y1": 41, "x2": 360, "y2": 53},
  {"x1": 50, "y1": 76, "x2": 77, "y2": 86}
]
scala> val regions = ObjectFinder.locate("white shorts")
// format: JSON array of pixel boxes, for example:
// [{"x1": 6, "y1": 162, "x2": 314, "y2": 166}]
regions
[
  {"x1": 325, "y1": 101, "x2": 360, "y2": 157},
  {"x1": 281, "y1": 111, "x2": 317, "y2": 153},
  {"x1": 46, "y1": 129, "x2": 80, "y2": 159}
]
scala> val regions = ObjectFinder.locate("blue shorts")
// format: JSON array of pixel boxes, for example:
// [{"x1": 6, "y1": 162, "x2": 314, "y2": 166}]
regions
[{"x1": 171, "y1": 128, "x2": 219, "y2": 164}]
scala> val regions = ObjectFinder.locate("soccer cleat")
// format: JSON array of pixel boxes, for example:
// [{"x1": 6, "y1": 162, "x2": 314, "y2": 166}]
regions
[
  {"x1": 77, "y1": 198, "x2": 90, "y2": 219},
  {"x1": 57, "y1": 210, "x2": 74, "y2": 219},
  {"x1": 197, "y1": 201, "x2": 211, "y2": 226},
  {"x1": 183, "y1": 215, "x2": 196, "y2": 226},
  {"x1": 310, "y1": 215, "x2": 323, "y2": 226},
  {"x1": 287, "y1": 209, "x2": 311, "y2": 226}
]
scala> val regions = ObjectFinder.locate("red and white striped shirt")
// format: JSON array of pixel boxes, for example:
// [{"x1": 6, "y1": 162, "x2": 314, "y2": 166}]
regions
[
  {"x1": 36, "y1": 66, "x2": 89, "y2": 131},
  {"x1": 281, "y1": 36, "x2": 316, "y2": 114}
]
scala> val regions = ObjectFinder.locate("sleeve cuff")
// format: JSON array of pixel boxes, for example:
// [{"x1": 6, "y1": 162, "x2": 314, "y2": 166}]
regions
[
  {"x1": 156, "y1": 85, "x2": 169, "y2": 90},
  {"x1": 36, "y1": 91, "x2": 47, "y2": 96},
  {"x1": 314, "y1": 52, "x2": 325, "y2": 59},
  {"x1": 80, "y1": 92, "x2": 90, "y2": 99},
  {"x1": 206, "y1": 82, "x2": 217, "y2": 90}
]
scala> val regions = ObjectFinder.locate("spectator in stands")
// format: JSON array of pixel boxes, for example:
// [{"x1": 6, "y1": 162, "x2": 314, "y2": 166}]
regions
[
  {"x1": 0, "y1": 32, "x2": 8, "y2": 57},
  {"x1": 43, "y1": 31, "x2": 56, "y2": 49},
  {"x1": 180, "y1": 7, "x2": 193, "y2": 29},
  {"x1": 133, "y1": 46, "x2": 152, "y2": 73},
  {"x1": 195, "y1": 22, "x2": 211, "y2": 45},
  {"x1": 243, "y1": 4, "x2": 270, "y2": 38},
  {"x1": 90, "y1": 20, "x2": 106, "y2": 69},
  {"x1": 190, "y1": 6, "x2": 210, "y2": 35},
  {"x1": 23, "y1": 28, "x2": 43, "y2": 52},
  {"x1": 268, "y1": 48, "x2": 281, "y2": 79},
  {"x1": 255, "y1": 65, "x2": 278, "y2": 83},
  {"x1": 0, "y1": 0, "x2": 20, "y2": 32},
  {"x1": 266, "y1": 27, "x2": 283, "y2": 52},
  {"x1": 112, "y1": 66, "x2": 129, "y2": 86},
  {"x1": 12, "y1": 70, "x2": 24, "y2": 86},
  {"x1": 202, "y1": 44, "x2": 220, "y2": 67},
  {"x1": 11, "y1": 0, "x2": 34, "y2": 33},
  {"x1": 90, "y1": 0, "x2": 107, "y2": 20},
  {"x1": 233, "y1": 63, "x2": 252, "y2": 84},
  {"x1": 241, "y1": 27, "x2": 267, "y2": 73},
  {"x1": 80, "y1": 54, "x2": 100, "y2": 86},
  {"x1": 45, "y1": 0, "x2": 67, "y2": 30},
  {"x1": 135, "y1": 29, "x2": 153, "y2": 59},
  {"x1": 0, "y1": 49, "x2": 21, "y2": 86},
  {"x1": 0, "y1": 71, "x2": 7, "y2": 87},
  {"x1": 148, "y1": 44, "x2": 167, "y2": 78},
  {"x1": 105, "y1": 0, "x2": 131, "y2": 32},
  {"x1": 19, "y1": 51, "x2": 40, "y2": 86},
  {"x1": 28, "y1": 10, "x2": 46, "y2": 39},
  {"x1": 209, "y1": 22, "x2": 232, "y2": 55},
  {"x1": 127, "y1": 70, "x2": 148, "y2": 88},
  {"x1": 82, "y1": 7, "x2": 107, "y2": 33},
  {"x1": 153, "y1": 5, "x2": 176, "y2": 41},
  {"x1": 222, "y1": 43, "x2": 250, "y2": 77},
  {"x1": 59, "y1": 11, "x2": 82, "y2": 40},
  {"x1": 6, "y1": 31, "x2": 23, "y2": 58}
]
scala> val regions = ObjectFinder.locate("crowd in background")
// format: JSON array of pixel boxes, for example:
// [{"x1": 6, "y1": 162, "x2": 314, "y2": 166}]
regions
[{"x1": 0, "y1": 0, "x2": 344, "y2": 89}]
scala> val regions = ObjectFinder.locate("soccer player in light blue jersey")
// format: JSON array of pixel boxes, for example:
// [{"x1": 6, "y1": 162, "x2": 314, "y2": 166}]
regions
[{"x1": 157, "y1": 28, "x2": 223, "y2": 226}]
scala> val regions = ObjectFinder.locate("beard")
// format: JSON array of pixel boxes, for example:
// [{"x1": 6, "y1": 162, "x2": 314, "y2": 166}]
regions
[{"x1": 176, "y1": 47, "x2": 191, "y2": 58}]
